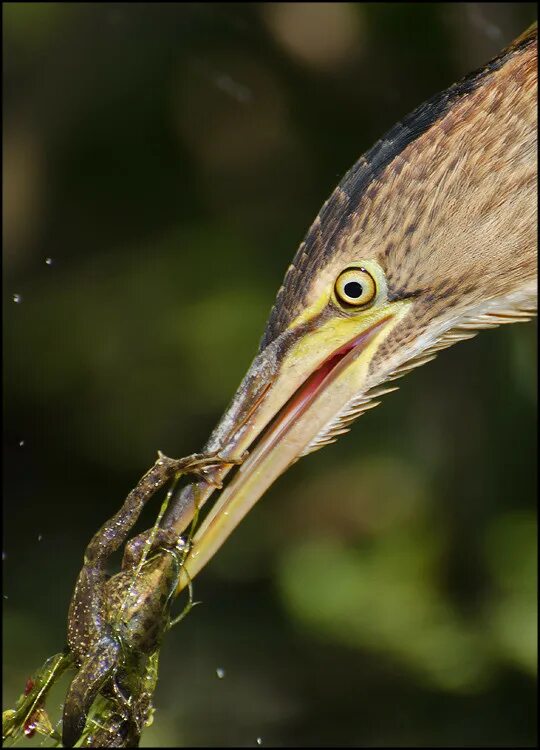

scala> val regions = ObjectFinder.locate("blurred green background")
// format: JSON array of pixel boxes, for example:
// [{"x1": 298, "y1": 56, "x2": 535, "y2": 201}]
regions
[{"x1": 3, "y1": 3, "x2": 537, "y2": 747}]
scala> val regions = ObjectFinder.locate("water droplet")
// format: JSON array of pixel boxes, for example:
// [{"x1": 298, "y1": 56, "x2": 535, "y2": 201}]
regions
[
  {"x1": 216, "y1": 667, "x2": 226, "y2": 679},
  {"x1": 45, "y1": 257, "x2": 53, "y2": 265},
  {"x1": 13, "y1": 293, "x2": 22, "y2": 303}
]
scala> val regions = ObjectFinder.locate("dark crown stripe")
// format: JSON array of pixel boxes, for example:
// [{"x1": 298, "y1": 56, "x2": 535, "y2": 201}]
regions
[
  {"x1": 339, "y1": 27, "x2": 536, "y2": 208},
  {"x1": 260, "y1": 27, "x2": 536, "y2": 349}
]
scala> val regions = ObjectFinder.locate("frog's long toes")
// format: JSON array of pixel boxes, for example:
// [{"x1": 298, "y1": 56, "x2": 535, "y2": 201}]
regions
[
  {"x1": 204, "y1": 454, "x2": 244, "y2": 471},
  {"x1": 201, "y1": 450, "x2": 247, "y2": 469},
  {"x1": 222, "y1": 449, "x2": 248, "y2": 465},
  {"x1": 206, "y1": 475, "x2": 224, "y2": 489},
  {"x1": 193, "y1": 467, "x2": 223, "y2": 488}
]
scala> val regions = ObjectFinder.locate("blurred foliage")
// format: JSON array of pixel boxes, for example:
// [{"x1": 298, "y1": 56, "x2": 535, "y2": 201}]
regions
[{"x1": 3, "y1": 2, "x2": 537, "y2": 747}]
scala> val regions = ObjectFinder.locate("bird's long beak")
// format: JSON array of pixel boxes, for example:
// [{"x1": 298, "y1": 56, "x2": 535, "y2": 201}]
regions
[{"x1": 175, "y1": 299, "x2": 412, "y2": 593}]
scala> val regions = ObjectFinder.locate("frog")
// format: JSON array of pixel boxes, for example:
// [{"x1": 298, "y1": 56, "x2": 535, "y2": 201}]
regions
[
  {"x1": 62, "y1": 450, "x2": 241, "y2": 748},
  {"x1": 68, "y1": 549, "x2": 181, "y2": 747}
]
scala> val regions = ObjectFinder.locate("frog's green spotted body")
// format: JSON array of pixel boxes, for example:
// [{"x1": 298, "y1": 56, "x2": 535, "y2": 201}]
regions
[
  {"x1": 64, "y1": 546, "x2": 183, "y2": 748},
  {"x1": 61, "y1": 451, "x2": 238, "y2": 748},
  {"x1": 106, "y1": 550, "x2": 180, "y2": 653}
]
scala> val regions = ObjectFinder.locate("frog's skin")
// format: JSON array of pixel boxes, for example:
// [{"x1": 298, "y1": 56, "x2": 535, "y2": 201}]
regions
[
  {"x1": 64, "y1": 550, "x2": 180, "y2": 748},
  {"x1": 62, "y1": 451, "x2": 237, "y2": 748}
]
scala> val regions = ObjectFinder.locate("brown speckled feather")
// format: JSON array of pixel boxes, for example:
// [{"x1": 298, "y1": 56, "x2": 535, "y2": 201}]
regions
[{"x1": 261, "y1": 26, "x2": 537, "y2": 352}]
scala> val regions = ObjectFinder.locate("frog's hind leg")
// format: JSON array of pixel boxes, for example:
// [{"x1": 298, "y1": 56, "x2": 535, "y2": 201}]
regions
[
  {"x1": 62, "y1": 637, "x2": 120, "y2": 748},
  {"x1": 85, "y1": 451, "x2": 235, "y2": 568}
]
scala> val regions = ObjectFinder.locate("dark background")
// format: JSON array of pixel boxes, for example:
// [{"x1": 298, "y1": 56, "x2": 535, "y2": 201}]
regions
[{"x1": 3, "y1": 3, "x2": 537, "y2": 747}]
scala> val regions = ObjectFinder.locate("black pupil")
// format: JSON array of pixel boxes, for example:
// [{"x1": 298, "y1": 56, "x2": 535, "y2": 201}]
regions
[{"x1": 343, "y1": 281, "x2": 363, "y2": 299}]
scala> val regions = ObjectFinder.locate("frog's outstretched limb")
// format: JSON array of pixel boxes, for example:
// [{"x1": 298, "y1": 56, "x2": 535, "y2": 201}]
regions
[
  {"x1": 62, "y1": 636, "x2": 121, "y2": 747},
  {"x1": 84, "y1": 451, "x2": 234, "y2": 569},
  {"x1": 121, "y1": 450, "x2": 245, "y2": 570},
  {"x1": 63, "y1": 450, "x2": 243, "y2": 747}
]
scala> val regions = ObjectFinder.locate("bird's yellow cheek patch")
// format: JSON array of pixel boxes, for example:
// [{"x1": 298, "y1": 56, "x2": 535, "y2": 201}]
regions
[
  {"x1": 286, "y1": 300, "x2": 411, "y2": 371},
  {"x1": 285, "y1": 289, "x2": 331, "y2": 331}
]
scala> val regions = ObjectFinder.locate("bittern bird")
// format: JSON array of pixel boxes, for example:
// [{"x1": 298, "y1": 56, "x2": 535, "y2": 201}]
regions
[
  {"x1": 49, "y1": 24, "x2": 535, "y2": 749},
  {"x1": 162, "y1": 26, "x2": 538, "y2": 592}
]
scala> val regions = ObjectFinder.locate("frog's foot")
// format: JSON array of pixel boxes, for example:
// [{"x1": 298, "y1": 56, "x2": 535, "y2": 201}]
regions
[
  {"x1": 157, "y1": 449, "x2": 246, "y2": 489},
  {"x1": 122, "y1": 528, "x2": 187, "y2": 570},
  {"x1": 62, "y1": 637, "x2": 120, "y2": 748}
]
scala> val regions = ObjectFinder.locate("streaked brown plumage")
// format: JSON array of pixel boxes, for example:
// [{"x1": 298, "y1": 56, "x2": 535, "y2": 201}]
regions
[
  {"x1": 163, "y1": 24, "x2": 537, "y2": 590},
  {"x1": 20, "y1": 22, "x2": 538, "y2": 750},
  {"x1": 262, "y1": 27, "x2": 536, "y2": 347}
]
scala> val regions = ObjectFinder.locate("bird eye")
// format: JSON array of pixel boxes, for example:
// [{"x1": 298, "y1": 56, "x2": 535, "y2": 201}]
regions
[{"x1": 334, "y1": 267, "x2": 377, "y2": 307}]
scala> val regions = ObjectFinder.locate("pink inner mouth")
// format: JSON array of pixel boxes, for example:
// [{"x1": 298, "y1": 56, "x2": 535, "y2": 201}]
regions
[
  {"x1": 253, "y1": 316, "x2": 391, "y2": 461},
  {"x1": 181, "y1": 315, "x2": 393, "y2": 586}
]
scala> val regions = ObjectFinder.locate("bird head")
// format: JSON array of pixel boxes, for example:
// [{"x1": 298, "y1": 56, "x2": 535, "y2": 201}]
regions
[{"x1": 170, "y1": 26, "x2": 537, "y2": 589}]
